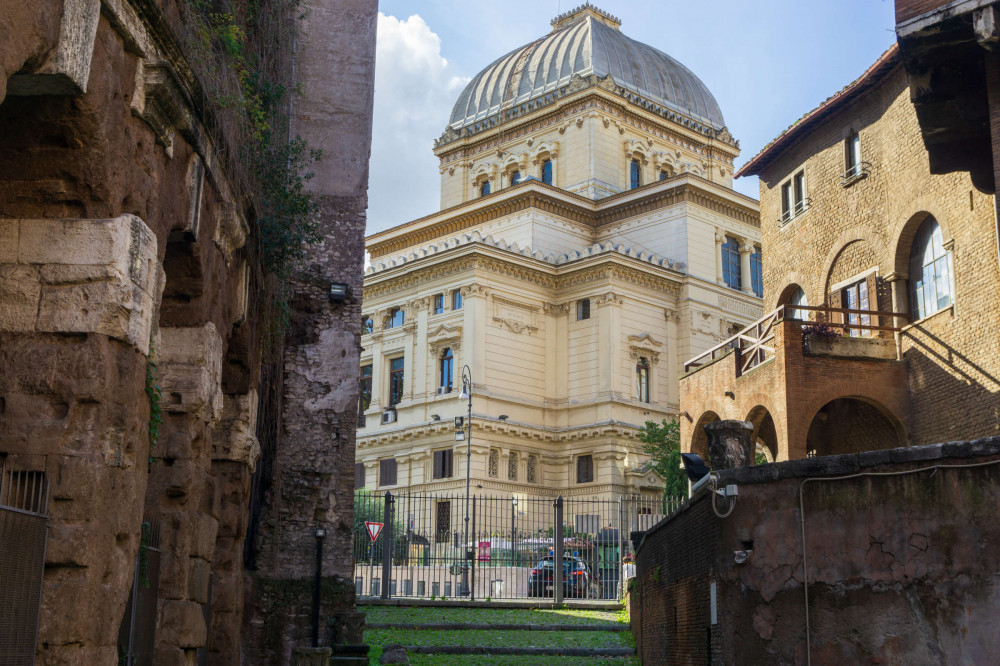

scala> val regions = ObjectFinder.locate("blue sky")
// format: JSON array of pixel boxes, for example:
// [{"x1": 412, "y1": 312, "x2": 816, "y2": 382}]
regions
[{"x1": 367, "y1": 0, "x2": 897, "y2": 235}]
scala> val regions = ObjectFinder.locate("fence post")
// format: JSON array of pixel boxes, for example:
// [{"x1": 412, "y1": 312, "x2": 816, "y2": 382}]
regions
[
  {"x1": 380, "y1": 491, "x2": 394, "y2": 600},
  {"x1": 470, "y1": 495, "x2": 476, "y2": 601},
  {"x1": 553, "y1": 495, "x2": 563, "y2": 604}
]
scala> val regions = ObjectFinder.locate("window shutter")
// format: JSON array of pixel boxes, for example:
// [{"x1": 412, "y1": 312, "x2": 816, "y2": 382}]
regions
[
  {"x1": 446, "y1": 450, "x2": 453, "y2": 477},
  {"x1": 828, "y1": 290, "x2": 843, "y2": 328},
  {"x1": 866, "y1": 272, "x2": 881, "y2": 338}
]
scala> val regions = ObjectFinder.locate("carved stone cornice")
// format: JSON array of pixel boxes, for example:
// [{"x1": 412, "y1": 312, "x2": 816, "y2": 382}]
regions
[
  {"x1": 367, "y1": 180, "x2": 758, "y2": 259},
  {"x1": 543, "y1": 302, "x2": 571, "y2": 315},
  {"x1": 594, "y1": 292, "x2": 624, "y2": 307}
]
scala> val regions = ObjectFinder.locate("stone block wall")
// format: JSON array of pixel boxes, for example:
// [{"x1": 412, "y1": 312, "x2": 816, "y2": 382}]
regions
[
  {"x1": 0, "y1": 2, "x2": 266, "y2": 664},
  {"x1": 632, "y1": 437, "x2": 1000, "y2": 664}
]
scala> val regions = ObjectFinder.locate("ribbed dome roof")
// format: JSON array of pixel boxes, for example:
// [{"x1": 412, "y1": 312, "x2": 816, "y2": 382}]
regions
[{"x1": 448, "y1": 5, "x2": 725, "y2": 132}]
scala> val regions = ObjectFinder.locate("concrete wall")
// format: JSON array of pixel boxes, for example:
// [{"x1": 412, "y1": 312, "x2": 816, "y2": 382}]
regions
[{"x1": 632, "y1": 437, "x2": 1000, "y2": 665}]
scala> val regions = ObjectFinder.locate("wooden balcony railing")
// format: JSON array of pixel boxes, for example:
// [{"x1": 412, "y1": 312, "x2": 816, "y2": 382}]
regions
[{"x1": 683, "y1": 304, "x2": 911, "y2": 376}]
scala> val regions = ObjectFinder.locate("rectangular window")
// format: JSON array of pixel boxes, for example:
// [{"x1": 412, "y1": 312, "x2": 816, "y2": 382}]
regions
[
  {"x1": 721, "y1": 236, "x2": 741, "y2": 291},
  {"x1": 355, "y1": 462, "x2": 366, "y2": 488},
  {"x1": 452, "y1": 290, "x2": 463, "y2": 310},
  {"x1": 379, "y1": 458, "x2": 397, "y2": 486},
  {"x1": 842, "y1": 277, "x2": 871, "y2": 338},
  {"x1": 433, "y1": 294, "x2": 444, "y2": 315},
  {"x1": 435, "y1": 501, "x2": 451, "y2": 543},
  {"x1": 576, "y1": 298, "x2": 590, "y2": 320},
  {"x1": 388, "y1": 357, "x2": 404, "y2": 406},
  {"x1": 845, "y1": 132, "x2": 861, "y2": 176},
  {"x1": 750, "y1": 247, "x2": 763, "y2": 298},
  {"x1": 358, "y1": 364, "x2": 373, "y2": 426},
  {"x1": 433, "y1": 449, "x2": 454, "y2": 479},
  {"x1": 780, "y1": 170, "x2": 806, "y2": 222},
  {"x1": 576, "y1": 455, "x2": 594, "y2": 484}
]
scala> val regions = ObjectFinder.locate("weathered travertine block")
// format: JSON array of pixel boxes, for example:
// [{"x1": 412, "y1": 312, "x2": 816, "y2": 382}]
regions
[
  {"x1": 211, "y1": 390, "x2": 261, "y2": 470},
  {"x1": 5, "y1": 0, "x2": 101, "y2": 96},
  {"x1": 0, "y1": 216, "x2": 159, "y2": 353},
  {"x1": 160, "y1": 323, "x2": 224, "y2": 422},
  {"x1": 159, "y1": 599, "x2": 208, "y2": 649}
]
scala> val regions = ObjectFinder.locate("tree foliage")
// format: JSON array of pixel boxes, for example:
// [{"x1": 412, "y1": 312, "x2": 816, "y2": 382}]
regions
[{"x1": 638, "y1": 419, "x2": 688, "y2": 498}]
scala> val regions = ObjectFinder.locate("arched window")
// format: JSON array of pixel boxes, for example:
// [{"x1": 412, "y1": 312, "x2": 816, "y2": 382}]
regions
[
  {"x1": 386, "y1": 307, "x2": 404, "y2": 329},
  {"x1": 541, "y1": 159, "x2": 553, "y2": 185},
  {"x1": 439, "y1": 348, "x2": 454, "y2": 392},
  {"x1": 787, "y1": 287, "x2": 808, "y2": 320},
  {"x1": 630, "y1": 159, "x2": 641, "y2": 189},
  {"x1": 636, "y1": 357, "x2": 650, "y2": 403},
  {"x1": 750, "y1": 246, "x2": 763, "y2": 298},
  {"x1": 721, "y1": 236, "x2": 741, "y2": 290},
  {"x1": 480, "y1": 180, "x2": 491, "y2": 196},
  {"x1": 909, "y1": 216, "x2": 953, "y2": 320},
  {"x1": 488, "y1": 449, "x2": 499, "y2": 478},
  {"x1": 510, "y1": 170, "x2": 521, "y2": 185}
]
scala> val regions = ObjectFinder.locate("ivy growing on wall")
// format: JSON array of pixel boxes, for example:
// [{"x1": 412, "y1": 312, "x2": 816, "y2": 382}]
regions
[
  {"x1": 181, "y1": 0, "x2": 322, "y2": 336},
  {"x1": 145, "y1": 353, "x2": 162, "y2": 470}
]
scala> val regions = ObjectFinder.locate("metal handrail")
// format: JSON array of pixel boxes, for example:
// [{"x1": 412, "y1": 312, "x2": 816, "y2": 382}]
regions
[{"x1": 840, "y1": 161, "x2": 872, "y2": 184}]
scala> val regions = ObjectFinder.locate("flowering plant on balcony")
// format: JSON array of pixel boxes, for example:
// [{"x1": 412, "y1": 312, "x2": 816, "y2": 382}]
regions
[{"x1": 801, "y1": 321, "x2": 842, "y2": 338}]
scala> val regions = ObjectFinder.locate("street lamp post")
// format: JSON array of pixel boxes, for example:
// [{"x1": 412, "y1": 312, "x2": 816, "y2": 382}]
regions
[
  {"x1": 459, "y1": 365, "x2": 473, "y2": 595},
  {"x1": 511, "y1": 498, "x2": 518, "y2": 567}
]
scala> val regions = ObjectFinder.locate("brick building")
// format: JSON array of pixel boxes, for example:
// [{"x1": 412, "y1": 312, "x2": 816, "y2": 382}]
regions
[{"x1": 679, "y1": 44, "x2": 1000, "y2": 460}]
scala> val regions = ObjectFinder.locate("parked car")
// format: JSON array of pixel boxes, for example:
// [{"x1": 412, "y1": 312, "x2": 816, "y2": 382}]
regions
[{"x1": 527, "y1": 556, "x2": 597, "y2": 598}]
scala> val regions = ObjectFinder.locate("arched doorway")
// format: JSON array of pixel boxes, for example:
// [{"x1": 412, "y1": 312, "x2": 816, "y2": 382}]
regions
[
  {"x1": 690, "y1": 411, "x2": 720, "y2": 461},
  {"x1": 805, "y1": 397, "x2": 905, "y2": 457},
  {"x1": 746, "y1": 406, "x2": 778, "y2": 462}
]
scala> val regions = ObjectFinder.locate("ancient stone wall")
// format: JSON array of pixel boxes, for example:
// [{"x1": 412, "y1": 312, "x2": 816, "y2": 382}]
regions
[
  {"x1": 633, "y1": 437, "x2": 1000, "y2": 664},
  {"x1": 242, "y1": 0, "x2": 377, "y2": 663},
  {"x1": 0, "y1": 2, "x2": 266, "y2": 664}
]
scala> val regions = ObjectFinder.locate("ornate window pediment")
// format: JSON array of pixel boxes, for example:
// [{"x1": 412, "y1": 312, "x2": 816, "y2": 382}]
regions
[
  {"x1": 628, "y1": 332, "x2": 662, "y2": 364},
  {"x1": 428, "y1": 323, "x2": 462, "y2": 353}
]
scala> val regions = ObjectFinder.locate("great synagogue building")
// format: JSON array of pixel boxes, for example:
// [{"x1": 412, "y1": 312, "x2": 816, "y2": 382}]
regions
[{"x1": 356, "y1": 4, "x2": 762, "y2": 502}]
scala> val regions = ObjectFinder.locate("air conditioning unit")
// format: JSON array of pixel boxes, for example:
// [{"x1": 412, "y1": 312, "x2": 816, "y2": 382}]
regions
[
  {"x1": 381, "y1": 409, "x2": 397, "y2": 424},
  {"x1": 436, "y1": 386, "x2": 451, "y2": 395}
]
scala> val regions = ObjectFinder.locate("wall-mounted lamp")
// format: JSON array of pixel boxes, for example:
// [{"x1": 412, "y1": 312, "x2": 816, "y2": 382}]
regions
[
  {"x1": 314, "y1": 528, "x2": 327, "y2": 539},
  {"x1": 454, "y1": 416, "x2": 464, "y2": 428},
  {"x1": 680, "y1": 453, "x2": 710, "y2": 482},
  {"x1": 431, "y1": 414, "x2": 441, "y2": 421},
  {"x1": 329, "y1": 282, "x2": 351, "y2": 304},
  {"x1": 724, "y1": 390, "x2": 736, "y2": 400},
  {"x1": 455, "y1": 428, "x2": 465, "y2": 442}
]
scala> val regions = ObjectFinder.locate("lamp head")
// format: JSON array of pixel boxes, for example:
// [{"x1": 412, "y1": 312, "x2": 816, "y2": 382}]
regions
[{"x1": 680, "y1": 453, "x2": 711, "y2": 482}]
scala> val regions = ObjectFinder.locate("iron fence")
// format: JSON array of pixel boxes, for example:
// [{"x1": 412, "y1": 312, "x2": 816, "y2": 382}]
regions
[
  {"x1": 353, "y1": 490, "x2": 681, "y2": 602},
  {"x1": 117, "y1": 520, "x2": 162, "y2": 666},
  {"x1": 0, "y1": 460, "x2": 50, "y2": 666}
]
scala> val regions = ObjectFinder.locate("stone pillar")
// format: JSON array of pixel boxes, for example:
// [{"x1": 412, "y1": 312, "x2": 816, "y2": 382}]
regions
[
  {"x1": 704, "y1": 420, "x2": 754, "y2": 469},
  {"x1": 0, "y1": 215, "x2": 159, "y2": 665},
  {"x1": 243, "y1": 0, "x2": 377, "y2": 663},
  {"x1": 886, "y1": 272, "x2": 909, "y2": 319},
  {"x1": 739, "y1": 241, "x2": 754, "y2": 295}
]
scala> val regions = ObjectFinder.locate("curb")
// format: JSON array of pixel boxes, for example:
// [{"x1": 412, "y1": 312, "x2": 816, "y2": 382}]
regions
[
  {"x1": 404, "y1": 646, "x2": 636, "y2": 657},
  {"x1": 366, "y1": 622, "x2": 629, "y2": 632}
]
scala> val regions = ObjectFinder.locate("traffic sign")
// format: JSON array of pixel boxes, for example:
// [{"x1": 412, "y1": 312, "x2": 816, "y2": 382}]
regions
[{"x1": 365, "y1": 521, "x2": 384, "y2": 542}]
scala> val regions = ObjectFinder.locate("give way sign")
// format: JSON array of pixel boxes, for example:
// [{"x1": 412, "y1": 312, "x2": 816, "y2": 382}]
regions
[{"x1": 365, "y1": 521, "x2": 383, "y2": 542}]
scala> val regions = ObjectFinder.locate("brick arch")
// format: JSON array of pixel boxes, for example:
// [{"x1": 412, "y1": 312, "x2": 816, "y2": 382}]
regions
[
  {"x1": 892, "y1": 210, "x2": 952, "y2": 276},
  {"x1": 819, "y1": 226, "x2": 890, "y2": 299},
  {"x1": 805, "y1": 395, "x2": 907, "y2": 457},
  {"x1": 773, "y1": 278, "x2": 809, "y2": 311},
  {"x1": 794, "y1": 383, "x2": 907, "y2": 451},
  {"x1": 690, "y1": 410, "x2": 721, "y2": 461},
  {"x1": 745, "y1": 404, "x2": 781, "y2": 463}
]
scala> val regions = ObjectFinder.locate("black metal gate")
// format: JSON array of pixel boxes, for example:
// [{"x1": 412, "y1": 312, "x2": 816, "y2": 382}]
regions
[
  {"x1": 0, "y1": 461, "x2": 50, "y2": 666},
  {"x1": 117, "y1": 520, "x2": 162, "y2": 666},
  {"x1": 353, "y1": 490, "x2": 680, "y2": 602}
]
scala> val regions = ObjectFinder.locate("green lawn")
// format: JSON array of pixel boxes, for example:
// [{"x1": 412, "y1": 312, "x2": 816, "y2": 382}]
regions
[
  {"x1": 361, "y1": 605, "x2": 638, "y2": 665},
  {"x1": 361, "y1": 605, "x2": 624, "y2": 627}
]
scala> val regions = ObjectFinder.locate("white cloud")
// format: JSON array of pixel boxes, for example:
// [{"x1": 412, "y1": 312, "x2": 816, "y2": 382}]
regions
[{"x1": 367, "y1": 13, "x2": 470, "y2": 235}]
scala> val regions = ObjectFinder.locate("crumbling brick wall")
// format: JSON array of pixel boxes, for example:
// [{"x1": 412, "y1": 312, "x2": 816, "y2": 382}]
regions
[{"x1": 633, "y1": 437, "x2": 1000, "y2": 664}]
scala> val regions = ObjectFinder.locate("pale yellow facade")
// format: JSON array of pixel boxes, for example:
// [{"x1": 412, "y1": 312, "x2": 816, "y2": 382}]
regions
[{"x1": 357, "y1": 5, "x2": 762, "y2": 503}]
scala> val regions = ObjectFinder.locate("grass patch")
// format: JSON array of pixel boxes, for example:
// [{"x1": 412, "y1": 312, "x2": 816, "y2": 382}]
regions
[
  {"x1": 364, "y1": 629, "x2": 627, "y2": 650},
  {"x1": 360, "y1": 606, "x2": 623, "y2": 627},
  {"x1": 407, "y1": 656, "x2": 638, "y2": 665}
]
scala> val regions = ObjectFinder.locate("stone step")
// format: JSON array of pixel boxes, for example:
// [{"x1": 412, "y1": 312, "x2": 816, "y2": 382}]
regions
[
  {"x1": 404, "y1": 645, "x2": 636, "y2": 657},
  {"x1": 367, "y1": 622, "x2": 629, "y2": 632}
]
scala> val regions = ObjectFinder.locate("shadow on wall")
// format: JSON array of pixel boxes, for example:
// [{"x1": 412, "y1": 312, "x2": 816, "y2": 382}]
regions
[{"x1": 902, "y1": 322, "x2": 1000, "y2": 444}]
